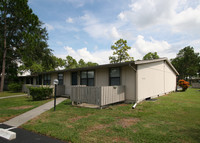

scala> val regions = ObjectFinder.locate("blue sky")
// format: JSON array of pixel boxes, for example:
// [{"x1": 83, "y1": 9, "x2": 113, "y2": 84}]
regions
[{"x1": 28, "y1": 0, "x2": 200, "y2": 64}]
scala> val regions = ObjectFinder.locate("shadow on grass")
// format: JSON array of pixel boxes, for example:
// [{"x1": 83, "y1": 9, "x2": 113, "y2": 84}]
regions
[
  {"x1": 63, "y1": 100, "x2": 72, "y2": 105},
  {"x1": 25, "y1": 97, "x2": 52, "y2": 102}
]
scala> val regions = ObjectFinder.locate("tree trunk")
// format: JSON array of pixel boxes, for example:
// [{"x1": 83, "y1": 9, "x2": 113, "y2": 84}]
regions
[{"x1": 0, "y1": 19, "x2": 7, "y2": 92}]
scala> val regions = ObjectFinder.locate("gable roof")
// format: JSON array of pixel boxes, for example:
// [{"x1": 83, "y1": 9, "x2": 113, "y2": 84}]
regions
[
  {"x1": 135, "y1": 57, "x2": 179, "y2": 75},
  {"x1": 19, "y1": 57, "x2": 179, "y2": 77}
]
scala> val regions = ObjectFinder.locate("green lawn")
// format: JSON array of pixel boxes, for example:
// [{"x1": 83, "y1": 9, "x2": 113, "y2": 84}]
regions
[
  {"x1": 0, "y1": 96, "x2": 52, "y2": 122},
  {"x1": 0, "y1": 91, "x2": 26, "y2": 97},
  {"x1": 22, "y1": 88, "x2": 200, "y2": 143}
]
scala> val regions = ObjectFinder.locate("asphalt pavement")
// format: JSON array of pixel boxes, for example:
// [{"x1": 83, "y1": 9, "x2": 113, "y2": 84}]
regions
[{"x1": 0, "y1": 124, "x2": 66, "y2": 143}]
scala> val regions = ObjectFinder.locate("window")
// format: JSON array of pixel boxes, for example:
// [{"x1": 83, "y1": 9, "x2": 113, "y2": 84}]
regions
[
  {"x1": 43, "y1": 74, "x2": 51, "y2": 85},
  {"x1": 31, "y1": 78, "x2": 33, "y2": 84},
  {"x1": 39, "y1": 75, "x2": 42, "y2": 85},
  {"x1": 71, "y1": 72, "x2": 78, "y2": 85},
  {"x1": 109, "y1": 68, "x2": 120, "y2": 86},
  {"x1": 80, "y1": 71, "x2": 94, "y2": 86},
  {"x1": 26, "y1": 77, "x2": 30, "y2": 84},
  {"x1": 36, "y1": 77, "x2": 39, "y2": 85},
  {"x1": 58, "y1": 73, "x2": 64, "y2": 85}
]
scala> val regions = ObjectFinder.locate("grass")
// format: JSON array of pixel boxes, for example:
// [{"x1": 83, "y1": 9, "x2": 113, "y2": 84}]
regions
[
  {"x1": 0, "y1": 96, "x2": 52, "y2": 123},
  {"x1": 0, "y1": 91, "x2": 25, "y2": 97},
  {"x1": 22, "y1": 88, "x2": 200, "y2": 143}
]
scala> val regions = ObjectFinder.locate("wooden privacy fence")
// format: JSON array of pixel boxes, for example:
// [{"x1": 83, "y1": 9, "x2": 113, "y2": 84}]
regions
[
  {"x1": 191, "y1": 83, "x2": 200, "y2": 88},
  {"x1": 22, "y1": 84, "x2": 65, "y2": 96},
  {"x1": 71, "y1": 86, "x2": 125, "y2": 107}
]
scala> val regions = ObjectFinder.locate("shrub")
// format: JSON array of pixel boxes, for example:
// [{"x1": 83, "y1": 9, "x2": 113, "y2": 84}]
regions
[
  {"x1": 8, "y1": 83, "x2": 22, "y2": 92},
  {"x1": 178, "y1": 79, "x2": 189, "y2": 91},
  {"x1": 29, "y1": 86, "x2": 53, "y2": 100}
]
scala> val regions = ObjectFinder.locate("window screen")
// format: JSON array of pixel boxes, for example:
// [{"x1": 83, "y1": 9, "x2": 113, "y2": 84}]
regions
[
  {"x1": 58, "y1": 73, "x2": 63, "y2": 85},
  {"x1": 80, "y1": 71, "x2": 94, "y2": 86},
  {"x1": 71, "y1": 72, "x2": 78, "y2": 85},
  {"x1": 109, "y1": 68, "x2": 120, "y2": 86},
  {"x1": 43, "y1": 74, "x2": 51, "y2": 85}
]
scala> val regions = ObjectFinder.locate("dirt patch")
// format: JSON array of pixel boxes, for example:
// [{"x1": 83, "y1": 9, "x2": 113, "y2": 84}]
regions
[
  {"x1": 68, "y1": 114, "x2": 91, "y2": 123},
  {"x1": 9, "y1": 105, "x2": 34, "y2": 110},
  {"x1": 118, "y1": 104, "x2": 127, "y2": 106},
  {"x1": 112, "y1": 137, "x2": 132, "y2": 143},
  {"x1": 118, "y1": 118, "x2": 140, "y2": 128},
  {"x1": 0, "y1": 115, "x2": 16, "y2": 122},
  {"x1": 87, "y1": 124, "x2": 109, "y2": 133}
]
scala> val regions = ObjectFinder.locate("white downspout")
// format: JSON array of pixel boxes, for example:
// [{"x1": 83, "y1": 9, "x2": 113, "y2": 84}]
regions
[
  {"x1": 132, "y1": 103, "x2": 137, "y2": 109},
  {"x1": 129, "y1": 64, "x2": 138, "y2": 109}
]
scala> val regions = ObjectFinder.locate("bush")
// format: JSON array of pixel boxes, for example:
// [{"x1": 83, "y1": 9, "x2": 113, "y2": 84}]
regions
[
  {"x1": 178, "y1": 79, "x2": 189, "y2": 91},
  {"x1": 8, "y1": 83, "x2": 22, "y2": 92},
  {"x1": 29, "y1": 87, "x2": 53, "y2": 100}
]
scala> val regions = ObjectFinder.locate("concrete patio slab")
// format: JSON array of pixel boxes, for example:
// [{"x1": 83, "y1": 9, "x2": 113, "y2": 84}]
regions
[{"x1": 74, "y1": 103, "x2": 100, "y2": 109}]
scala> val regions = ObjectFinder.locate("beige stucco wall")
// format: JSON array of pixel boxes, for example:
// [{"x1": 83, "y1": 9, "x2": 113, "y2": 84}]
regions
[
  {"x1": 64, "y1": 72, "x2": 71, "y2": 95},
  {"x1": 121, "y1": 66, "x2": 136, "y2": 101},
  {"x1": 51, "y1": 73, "x2": 57, "y2": 85},
  {"x1": 95, "y1": 68, "x2": 109, "y2": 86},
  {"x1": 137, "y1": 61, "x2": 176, "y2": 101},
  {"x1": 94, "y1": 66, "x2": 136, "y2": 101},
  {"x1": 59, "y1": 66, "x2": 136, "y2": 100},
  {"x1": 33, "y1": 78, "x2": 36, "y2": 85},
  {"x1": 164, "y1": 62, "x2": 177, "y2": 93}
]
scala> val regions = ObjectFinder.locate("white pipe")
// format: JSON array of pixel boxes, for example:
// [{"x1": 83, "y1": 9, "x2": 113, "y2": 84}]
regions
[{"x1": 132, "y1": 103, "x2": 137, "y2": 109}]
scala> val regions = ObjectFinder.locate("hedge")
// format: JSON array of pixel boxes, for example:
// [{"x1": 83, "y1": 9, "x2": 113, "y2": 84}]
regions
[
  {"x1": 29, "y1": 87, "x2": 53, "y2": 100},
  {"x1": 8, "y1": 83, "x2": 22, "y2": 92}
]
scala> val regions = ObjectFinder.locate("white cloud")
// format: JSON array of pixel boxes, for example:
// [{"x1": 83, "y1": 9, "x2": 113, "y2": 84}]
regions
[
  {"x1": 64, "y1": 46, "x2": 76, "y2": 55},
  {"x1": 118, "y1": 12, "x2": 125, "y2": 20},
  {"x1": 130, "y1": 35, "x2": 172, "y2": 59},
  {"x1": 110, "y1": 27, "x2": 121, "y2": 40},
  {"x1": 45, "y1": 23, "x2": 54, "y2": 31},
  {"x1": 170, "y1": 5, "x2": 200, "y2": 34},
  {"x1": 66, "y1": 17, "x2": 74, "y2": 23},
  {"x1": 94, "y1": 45, "x2": 98, "y2": 50},
  {"x1": 121, "y1": 0, "x2": 200, "y2": 34},
  {"x1": 53, "y1": 23, "x2": 79, "y2": 32},
  {"x1": 63, "y1": 46, "x2": 112, "y2": 64},
  {"x1": 80, "y1": 13, "x2": 123, "y2": 41},
  {"x1": 57, "y1": 34, "x2": 178, "y2": 64},
  {"x1": 124, "y1": 0, "x2": 177, "y2": 28},
  {"x1": 134, "y1": 35, "x2": 171, "y2": 54}
]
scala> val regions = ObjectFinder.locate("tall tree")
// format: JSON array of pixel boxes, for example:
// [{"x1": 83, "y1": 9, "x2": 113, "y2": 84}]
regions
[
  {"x1": 86, "y1": 62, "x2": 98, "y2": 67},
  {"x1": 171, "y1": 46, "x2": 200, "y2": 79},
  {"x1": 109, "y1": 39, "x2": 134, "y2": 63},
  {"x1": 78, "y1": 59, "x2": 86, "y2": 67},
  {"x1": 65, "y1": 55, "x2": 78, "y2": 69},
  {"x1": 0, "y1": 0, "x2": 53, "y2": 91},
  {"x1": 65, "y1": 56, "x2": 98, "y2": 69},
  {"x1": 143, "y1": 52, "x2": 159, "y2": 60}
]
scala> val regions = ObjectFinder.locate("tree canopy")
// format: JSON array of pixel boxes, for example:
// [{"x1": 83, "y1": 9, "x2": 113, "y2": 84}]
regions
[
  {"x1": 143, "y1": 52, "x2": 159, "y2": 60},
  {"x1": 171, "y1": 46, "x2": 200, "y2": 79},
  {"x1": 0, "y1": 0, "x2": 59, "y2": 91},
  {"x1": 64, "y1": 55, "x2": 98, "y2": 69},
  {"x1": 109, "y1": 39, "x2": 134, "y2": 63}
]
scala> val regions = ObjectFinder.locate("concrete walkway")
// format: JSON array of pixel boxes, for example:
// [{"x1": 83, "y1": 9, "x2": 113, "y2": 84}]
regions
[
  {"x1": 3, "y1": 98, "x2": 66, "y2": 127},
  {"x1": 0, "y1": 94, "x2": 27, "y2": 100}
]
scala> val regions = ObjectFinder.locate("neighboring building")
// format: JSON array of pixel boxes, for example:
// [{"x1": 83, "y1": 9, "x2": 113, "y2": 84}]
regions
[
  {"x1": 188, "y1": 78, "x2": 200, "y2": 88},
  {"x1": 20, "y1": 58, "x2": 179, "y2": 106}
]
